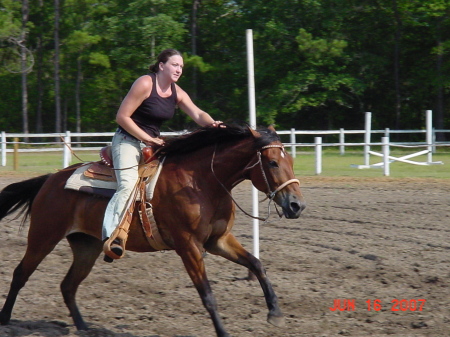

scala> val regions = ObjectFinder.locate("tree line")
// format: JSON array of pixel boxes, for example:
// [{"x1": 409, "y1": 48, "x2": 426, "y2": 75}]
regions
[{"x1": 0, "y1": 0, "x2": 448, "y2": 140}]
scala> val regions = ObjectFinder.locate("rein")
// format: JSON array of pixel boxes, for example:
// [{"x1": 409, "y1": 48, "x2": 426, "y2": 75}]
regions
[{"x1": 211, "y1": 143, "x2": 300, "y2": 222}]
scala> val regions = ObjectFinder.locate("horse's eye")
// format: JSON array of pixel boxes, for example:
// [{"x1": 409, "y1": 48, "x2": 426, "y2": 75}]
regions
[{"x1": 268, "y1": 160, "x2": 279, "y2": 168}]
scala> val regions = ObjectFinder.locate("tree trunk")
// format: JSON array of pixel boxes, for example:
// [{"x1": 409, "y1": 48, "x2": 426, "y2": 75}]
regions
[
  {"x1": 63, "y1": 97, "x2": 68, "y2": 131},
  {"x1": 54, "y1": 0, "x2": 61, "y2": 133},
  {"x1": 35, "y1": 0, "x2": 44, "y2": 133},
  {"x1": 434, "y1": 20, "x2": 445, "y2": 141},
  {"x1": 151, "y1": 35, "x2": 155, "y2": 60},
  {"x1": 435, "y1": 50, "x2": 445, "y2": 141},
  {"x1": 21, "y1": 0, "x2": 29, "y2": 135},
  {"x1": 75, "y1": 56, "x2": 82, "y2": 145},
  {"x1": 35, "y1": 35, "x2": 43, "y2": 133},
  {"x1": 392, "y1": 0, "x2": 402, "y2": 129},
  {"x1": 191, "y1": 0, "x2": 201, "y2": 100}
]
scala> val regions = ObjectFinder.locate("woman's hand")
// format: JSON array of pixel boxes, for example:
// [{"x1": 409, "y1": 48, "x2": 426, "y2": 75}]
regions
[
  {"x1": 144, "y1": 137, "x2": 165, "y2": 147},
  {"x1": 210, "y1": 121, "x2": 225, "y2": 128}
]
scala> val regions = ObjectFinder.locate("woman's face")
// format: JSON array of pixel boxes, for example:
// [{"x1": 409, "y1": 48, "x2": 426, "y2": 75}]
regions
[{"x1": 160, "y1": 55, "x2": 183, "y2": 82}]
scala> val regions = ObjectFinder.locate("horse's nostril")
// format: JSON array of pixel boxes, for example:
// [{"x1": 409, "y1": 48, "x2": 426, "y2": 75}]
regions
[
  {"x1": 291, "y1": 201, "x2": 306, "y2": 214},
  {"x1": 291, "y1": 201, "x2": 301, "y2": 213}
]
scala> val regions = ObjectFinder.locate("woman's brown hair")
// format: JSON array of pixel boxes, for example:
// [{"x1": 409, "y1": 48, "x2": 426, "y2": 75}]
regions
[{"x1": 149, "y1": 49, "x2": 182, "y2": 73}]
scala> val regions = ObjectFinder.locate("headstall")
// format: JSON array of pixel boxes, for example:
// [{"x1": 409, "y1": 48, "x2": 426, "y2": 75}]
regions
[
  {"x1": 257, "y1": 144, "x2": 300, "y2": 202},
  {"x1": 211, "y1": 143, "x2": 300, "y2": 221}
]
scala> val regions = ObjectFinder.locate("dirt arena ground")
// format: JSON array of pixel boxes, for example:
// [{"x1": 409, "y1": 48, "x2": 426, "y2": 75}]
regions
[{"x1": 0, "y1": 174, "x2": 449, "y2": 337}]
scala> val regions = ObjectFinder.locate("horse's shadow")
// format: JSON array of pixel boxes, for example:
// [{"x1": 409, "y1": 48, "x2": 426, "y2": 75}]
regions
[{"x1": 0, "y1": 320, "x2": 197, "y2": 337}]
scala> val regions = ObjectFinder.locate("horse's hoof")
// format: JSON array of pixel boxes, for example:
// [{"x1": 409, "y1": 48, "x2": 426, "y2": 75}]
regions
[
  {"x1": 267, "y1": 313, "x2": 285, "y2": 327},
  {"x1": 0, "y1": 311, "x2": 11, "y2": 325},
  {"x1": 216, "y1": 329, "x2": 231, "y2": 337},
  {"x1": 74, "y1": 321, "x2": 89, "y2": 331}
]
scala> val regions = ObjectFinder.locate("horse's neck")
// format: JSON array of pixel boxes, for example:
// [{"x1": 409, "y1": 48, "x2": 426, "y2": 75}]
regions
[
  {"x1": 163, "y1": 139, "x2": 255, "y2": 189},
  {"x1": 211, "y1": 141, "x2": 255, "y2": 187}
]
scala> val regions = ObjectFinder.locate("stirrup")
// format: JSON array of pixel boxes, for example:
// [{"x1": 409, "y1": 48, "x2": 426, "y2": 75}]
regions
[
  {"x1": 103, "y1": 239, "x2": 123, "y2": 263},
  {"x1": 103, "y1": 229, "x2": 128, "y2": 260}
]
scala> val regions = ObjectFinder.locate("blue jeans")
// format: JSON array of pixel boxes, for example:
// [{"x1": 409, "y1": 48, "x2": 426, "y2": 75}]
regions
[{"x1": 102, "y1": 131, "x2": 144, "y2": 240}]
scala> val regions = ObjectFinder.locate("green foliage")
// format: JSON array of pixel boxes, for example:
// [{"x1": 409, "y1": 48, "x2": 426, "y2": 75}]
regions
[
  {"x1": 87, "y1": 52, "x2": 110, "y2": 68},
  {"x1": 0, "y1": 0, "x2": 21, "y2": 40},
  {"x1": 183, "y1": 54, "x2": 212, "y2": 73},
  {"x1": 0, "y1": 0, "x2": 448, "y2": 134}
]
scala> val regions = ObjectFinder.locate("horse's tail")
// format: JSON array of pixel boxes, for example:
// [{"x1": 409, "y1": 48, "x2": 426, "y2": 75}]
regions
[{"x1": 0, "y1": 174, "x2": 51, "y2": 225}]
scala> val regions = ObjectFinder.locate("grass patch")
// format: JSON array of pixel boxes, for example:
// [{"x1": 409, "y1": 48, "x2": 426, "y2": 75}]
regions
[
  {"x1": 294, "y1": 151, "x2": 449, "y2": 179},
  {"x1": 0, "y1": 149, "x2": 448, "y2": 179},
  {"x1": 0, "y1": 151, "x2": 99, "y2": 176}
]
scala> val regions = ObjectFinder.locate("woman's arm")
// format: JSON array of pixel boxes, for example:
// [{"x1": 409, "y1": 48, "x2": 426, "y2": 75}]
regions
[
  {"x1": 115, "y1": 76, "x2": 165, "y2": 146},
  {"x1": 176, "y1": 85, "x2": 222, "y2": 127}
]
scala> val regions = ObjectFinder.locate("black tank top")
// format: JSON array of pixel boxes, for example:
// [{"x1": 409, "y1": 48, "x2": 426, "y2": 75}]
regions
[{"x1": 119, "y1": 73, "x2": 177, "y2": 138}]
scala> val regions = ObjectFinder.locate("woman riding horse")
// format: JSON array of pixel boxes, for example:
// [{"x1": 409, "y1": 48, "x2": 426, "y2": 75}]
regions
[
  {"x1": 0, "y1": 125, "x2": 305, "y2": 337},
  {"x1": 103, "y1": 48, "x2": 223, "y2": 261}
]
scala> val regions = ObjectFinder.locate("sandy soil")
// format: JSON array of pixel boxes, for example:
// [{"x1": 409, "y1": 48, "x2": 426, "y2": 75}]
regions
[{"x1": 0, "y1": 175, "x2": 449, "y2": 337}]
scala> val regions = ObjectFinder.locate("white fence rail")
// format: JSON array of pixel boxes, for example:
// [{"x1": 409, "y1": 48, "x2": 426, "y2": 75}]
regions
[
  {"x1": 277, "y1": 128, "x2": 450, "y2": 158},
  {"x1": 0, "y1": 130, "x2": 185, "y2": 168},
  {"x1": 1, "y1": 127, "x2": 449, "y2": 176}
]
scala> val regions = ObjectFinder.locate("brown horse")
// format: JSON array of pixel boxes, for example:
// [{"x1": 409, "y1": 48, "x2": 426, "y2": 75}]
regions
[{"x1": 0, "y1": 124, "x2": 305, "y2": 337}]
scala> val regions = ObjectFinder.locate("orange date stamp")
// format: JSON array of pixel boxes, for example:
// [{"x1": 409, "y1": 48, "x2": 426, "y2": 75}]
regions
[{"x1": 329, "y1": 299, "x2": 426, "y2": 312}]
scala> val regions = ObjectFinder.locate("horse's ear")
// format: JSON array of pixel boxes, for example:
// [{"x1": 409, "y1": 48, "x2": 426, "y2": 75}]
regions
[
  {"x1": 247, "y1": 125, "x2": 261, "y2": 138},
  {"x1": 268, "y1": 125, "x2": 277, "y2": 132}
]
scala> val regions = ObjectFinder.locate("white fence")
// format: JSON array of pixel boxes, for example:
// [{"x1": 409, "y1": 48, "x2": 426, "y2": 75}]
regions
[
  {"x1": 0, "y1": 130, "x2": 184, "y2": 168},
  {"x1": 1, "y1": 127, "x2": 449, "y2": 176}
]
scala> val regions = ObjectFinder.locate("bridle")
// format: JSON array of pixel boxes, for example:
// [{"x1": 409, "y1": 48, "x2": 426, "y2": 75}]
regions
[
  {"x1": 211, "y1": 143, "x2": 300, "y2": 221},
  {"x1": 254, "y1": 145, "x2": 300, "y2": 202}
]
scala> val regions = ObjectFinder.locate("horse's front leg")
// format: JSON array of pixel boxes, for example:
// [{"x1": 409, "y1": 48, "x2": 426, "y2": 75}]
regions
[
  {"x1": 175, "y1": 242, "x2": 230, "y2": 337},
  {"x1": 205, "y1": 233, "x2": 285, "y2": 327}
]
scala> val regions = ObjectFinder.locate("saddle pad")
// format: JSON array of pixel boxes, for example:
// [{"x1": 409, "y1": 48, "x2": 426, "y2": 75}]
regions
[
  {"x1": 65, "y1": 158, "x2": 165, "y2": 200},
  {"x1": 65, "y1": 163, "x2": 117, "y2": 198}
]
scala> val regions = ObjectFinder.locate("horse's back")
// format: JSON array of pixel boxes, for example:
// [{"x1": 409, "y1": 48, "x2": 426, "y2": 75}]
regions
[{"x1": 28, "y1": 166, "x2": 107, "y2": 243}]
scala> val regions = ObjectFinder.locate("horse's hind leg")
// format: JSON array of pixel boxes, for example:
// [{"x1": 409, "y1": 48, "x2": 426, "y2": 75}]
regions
[
  {"x1": 0, "y1": 238, "x2": 60, "y2": 325},
  {"x1": 62, "y1": 233, "x2": 102, "y2": 330},
  {"x1": 205, "y1": 233, "x2": 285, "y2": 327}
]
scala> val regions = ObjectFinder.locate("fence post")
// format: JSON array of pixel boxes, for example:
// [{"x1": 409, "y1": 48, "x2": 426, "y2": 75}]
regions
[
  {"x1": 315, "y1": 137, "x2": 322, "y2": 175},
  {"x1": 1, "y1": 131, "x2": 6, "y2": 167},
  {"x1": 63, "y1": 131, "x2": 72, "y2": 168},
  {"x1": 382, "y1": 136, "x2": 390, "y2": 176},
  {"x1": 364, "y1": 112, "x2": 372, "y2": 166},
  {"x1": 432, "y1": 127, "x2": 436, "y2": 153},
  {"x1": 426, "y1": 110, "x2": 433, "y2": 163},
  {"x1": 13, "y1": 137, "x2": 19, "y2": 171},
  {"x1": 290, "y1": 128, "x2": 296, "y2": 158},
  {"x1": 339, "y1": 128, "x2": 345, "y2": 155}
]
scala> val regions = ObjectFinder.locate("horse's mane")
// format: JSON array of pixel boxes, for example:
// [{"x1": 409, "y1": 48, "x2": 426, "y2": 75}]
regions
[{"x1": 161, "y1": 123, "x2": 280, "y2": 156}]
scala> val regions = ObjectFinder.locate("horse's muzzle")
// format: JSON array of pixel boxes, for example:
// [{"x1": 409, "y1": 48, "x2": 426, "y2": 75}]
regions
[{"x1": 282, "y1": 195, "x2": 306, "y2": 219}]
